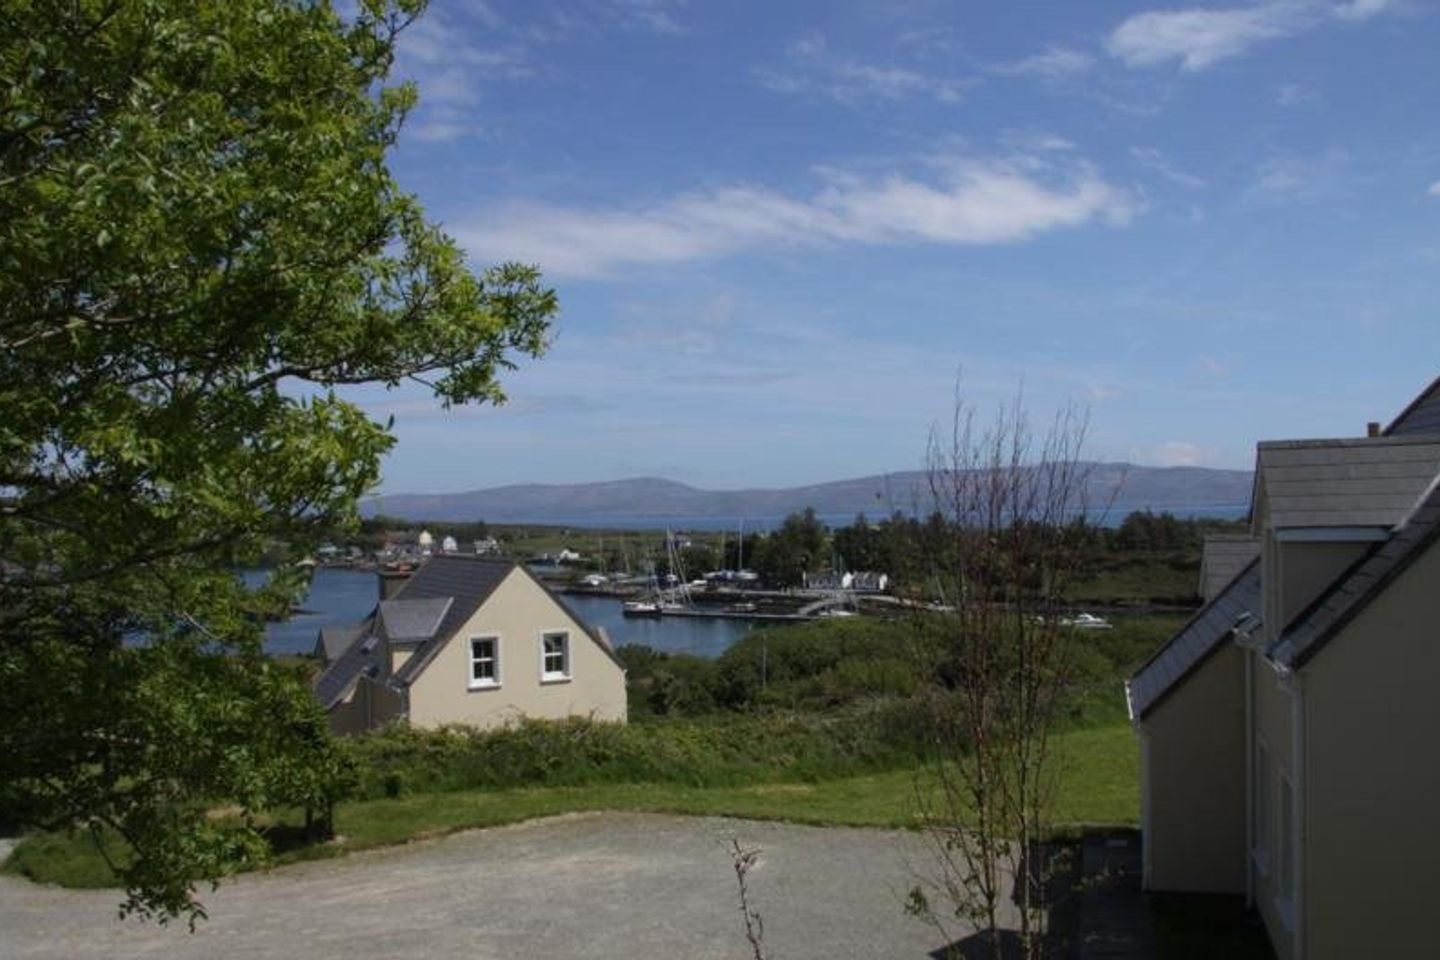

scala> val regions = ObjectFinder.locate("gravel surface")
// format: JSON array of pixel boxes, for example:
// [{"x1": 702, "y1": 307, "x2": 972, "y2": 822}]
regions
[{"x1": 0, "y1": 812, "x2": 964, "y2": 960}]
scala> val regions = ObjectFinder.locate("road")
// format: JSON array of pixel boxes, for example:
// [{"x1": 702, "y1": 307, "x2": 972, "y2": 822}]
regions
[{"x1": 0, "y1": 812, "x2": 965, "y2": 959}]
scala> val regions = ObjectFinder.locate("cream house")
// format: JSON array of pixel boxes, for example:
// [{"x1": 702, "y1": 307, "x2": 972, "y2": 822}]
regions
[
  {"x1": 315, "y1": 556, "x2": 627, "y2": 734},
  {"x1": 1127, "y1": 375, "x2": 1440, "y2": 960}
]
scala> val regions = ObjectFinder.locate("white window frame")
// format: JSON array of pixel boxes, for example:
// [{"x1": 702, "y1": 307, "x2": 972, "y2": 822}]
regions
[
  {"x1": 540, "y1": 630, "x2": 571, "y2": 683},
  {"x1": 1251, "y1": 737, "x2": 1271, "y2": 875},
  {"x1": 468, "y1": 635, "x2": 501, "y2": 689}
]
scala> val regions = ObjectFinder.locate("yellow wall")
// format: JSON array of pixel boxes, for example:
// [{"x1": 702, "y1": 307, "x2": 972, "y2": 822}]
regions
[
  {"x1": 1278, "y1": 542, "x2": 1366, "y2": 626},
  {"x1": 1251, "y1": 647, "x2": 1295, "y2": 960},
  {"x1": 1141, "y1": 644, "x2": 1246, "y2": 893},
  {"x1": 406, "y1": 568, "x2": 627, "y2": 729},
  {"x1": 1302, "y1": 539, "x2": 1440, "y2": 960}
]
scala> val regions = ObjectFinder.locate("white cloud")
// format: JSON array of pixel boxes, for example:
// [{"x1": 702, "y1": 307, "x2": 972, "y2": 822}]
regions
[
  {"x1": 1333, "y1": 0, "x2": 1393, "y2": 20},
  {"x1": 1427, "y1": 180, "x2": 1440, "y2": 198},
  {"x1": 606, "y1": 0, "x2": 687, "y2": 35},
  {"x1": 1247, "y1": 150, "x2": 1350, "y2": 202},
  {"x1": 1131, "y1": 146, "x2": 1208, "y2": 189},
  {"x1": 456, "y1": 153, "x2": 1136, "y2": 278},
  {"x1": 1275, "y1": 82, "x2": 1315, "y2": 106},
  {"x1": 1149, "y1": 441, "x2": 1206, "y2": 467},
  {"x1": 1200, "y1": 356, "x2": 1229, "y2": 377},
  {"x1": 395, "y1": 9, "x2": 533, "y2": 143},
  {"x1": 756, "y1": 33, "x2": 973, "y2": 105},
  {"x1": 1107, "y1": 1, "x2": 1400, "y2": 71},
  {"x1": 996, "y1": 46, "x2": 1095, "y2": 80},
  {"x1": 1107, "y1": 4, "x2": 1310, "y2": 71}
]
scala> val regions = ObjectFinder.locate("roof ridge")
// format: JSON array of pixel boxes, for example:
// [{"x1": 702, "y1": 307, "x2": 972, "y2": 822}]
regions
[{"x1": 1258, "y1": 435, "x2": 1440, "y2": 450}]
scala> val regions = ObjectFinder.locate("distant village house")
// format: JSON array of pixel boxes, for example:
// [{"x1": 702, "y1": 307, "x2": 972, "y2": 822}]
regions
[{"x1": 314, "y1": 556, "x2": 626, "y2": 734}]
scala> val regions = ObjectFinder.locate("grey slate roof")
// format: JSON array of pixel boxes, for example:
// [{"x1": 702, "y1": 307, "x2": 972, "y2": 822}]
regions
[
  {"x1": 1127, "y1": 560, "x2": 1261, "y2": 720},
  {"x1": 1270, "y1": 477, "x2": 1440, "y2": 668},
  {"x1": 1385, "y1": 375, "x2": 1440, "y2": 436},
  {"x1": 378, "y1": 597, "x2": 454, "y2": 642},
  {"x1": 313, "y1": 614, "x2": 379, "y2": 709},
  {"x1": 1254, "y1": 437, "x2": 1440, "y2": 530},
  {"x1": 387, "y1": 557, "x2": 518, "y2": 684},
  {"x1": 1199, "y1": 535, "x2": 1259, "y2": 603},
  {"x1": 315, "y1": 624, "x2": 364, "y2": 664}
]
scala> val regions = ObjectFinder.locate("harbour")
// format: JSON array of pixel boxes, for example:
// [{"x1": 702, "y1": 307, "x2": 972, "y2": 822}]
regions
[{"x1": 261, "y1": 567, "x2": 783, "y2": 659}]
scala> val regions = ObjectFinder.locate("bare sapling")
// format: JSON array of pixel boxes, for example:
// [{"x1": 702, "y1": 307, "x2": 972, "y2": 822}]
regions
[{"x1": 906, "y1": 385, "x2": 1097, "y2": 960}]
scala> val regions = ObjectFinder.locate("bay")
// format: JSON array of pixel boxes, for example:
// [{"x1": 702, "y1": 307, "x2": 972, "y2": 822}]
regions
[{"x1": 257, "y1": 567, "x2": 763, "y2": 659}]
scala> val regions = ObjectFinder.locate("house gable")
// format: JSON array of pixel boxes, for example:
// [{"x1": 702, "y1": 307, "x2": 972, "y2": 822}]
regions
[
  {"x1": 1199, "y1": 535, "x2": 1259, "y2": 603},
  {"x1": 404, "y1": 565, "x2": 626, "y2": 729},
  {"x1": 1270, "y1": 478, "x2": 1440, "y2": 668},
  {"x1": 1298, "y1": 534, "x2": 1440, "y2": 957}
]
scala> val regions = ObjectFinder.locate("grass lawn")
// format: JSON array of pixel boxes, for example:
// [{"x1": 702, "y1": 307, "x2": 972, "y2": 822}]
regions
[{"x1": 2, "y1": 722, "x2": 1138, "y2": 889}]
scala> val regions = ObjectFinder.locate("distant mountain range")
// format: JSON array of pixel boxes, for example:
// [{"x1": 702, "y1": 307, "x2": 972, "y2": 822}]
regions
[{"x1": 364, "y1": 463, "x2": 1254, "y2": 526}]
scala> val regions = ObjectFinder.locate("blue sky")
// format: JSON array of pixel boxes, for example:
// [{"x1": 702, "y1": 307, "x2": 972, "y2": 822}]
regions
[{"x1": 356, "y1": 0, "x2": 1440, "y2": 494}]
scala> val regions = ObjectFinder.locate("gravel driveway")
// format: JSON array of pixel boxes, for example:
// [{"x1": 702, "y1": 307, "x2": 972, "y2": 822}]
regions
[{"x1": 0, "y1": 813, "x2": 962, "y2": 960}]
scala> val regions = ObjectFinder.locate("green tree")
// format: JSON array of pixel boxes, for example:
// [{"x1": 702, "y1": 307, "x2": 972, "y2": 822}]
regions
[
  {"x1": 752, "y1": 507, "x2": 828, "y2": 588},
  {"x1": 0, "y1": 0, "x2": 554, "y2": 922}
]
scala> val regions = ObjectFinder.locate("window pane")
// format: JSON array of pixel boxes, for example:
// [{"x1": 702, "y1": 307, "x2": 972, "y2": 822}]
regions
[
  {"x1": 471, "y1": 638, "x2": 496, "y2": 682},
  {"x1": 543, "y1": 633, "x2": 568, "y2": 675}
]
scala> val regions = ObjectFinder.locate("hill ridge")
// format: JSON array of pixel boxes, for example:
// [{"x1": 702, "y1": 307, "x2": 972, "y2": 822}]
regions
[{"x1": 365, "y1": 463, "x2": 1253, "y2": 524}]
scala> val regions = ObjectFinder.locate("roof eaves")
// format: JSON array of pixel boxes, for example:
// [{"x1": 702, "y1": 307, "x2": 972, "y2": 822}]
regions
[
  {"x1": 1128, "y1": 559, "x2": 1260, "y2": 719},
  {"x1": 1271, "y1": 482, "x2": 1440, "y2": 669}
]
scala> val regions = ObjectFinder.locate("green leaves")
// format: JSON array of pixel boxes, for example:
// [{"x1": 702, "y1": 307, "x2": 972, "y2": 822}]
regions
[{"x1": 0, "y1": 0, "x2": 555, "y2": 922}]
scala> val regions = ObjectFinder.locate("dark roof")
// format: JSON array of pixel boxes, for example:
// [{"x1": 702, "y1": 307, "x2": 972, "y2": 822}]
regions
[
  {"x1": 378, "y1": 597, "x2": 454, "y2": 642},
  {"x1": 1127, "y1": 560, "x2": 1261, "y2": 720},
  {"x1": 315, "y1": 624, "x2": 364, "y2": 663},
  {"x1": 1199, "y1": 536, "x2": 1259, "y2": 603},
  {"x1": 1270, "y1": 478, "x2": 1440, "y2": 668},
  {"x1": 388, "y1": 557, "x2": 518, "y2": 684},
  {"x1": 389, "y1": 557, "x2": 622, "y2": 686},
  {"x1": 1254, "y1": 437, "x2": 1440, "y2": 529},
  {"x1": 1384, "y1": 375, "x2": 1440, "y2": 436},
  {"x1": 313, "y1": 613, "x2": 379, "y2": 709}
]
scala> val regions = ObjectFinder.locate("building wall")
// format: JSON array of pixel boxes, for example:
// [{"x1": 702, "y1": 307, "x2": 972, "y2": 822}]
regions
[
  {"x1": 1251, "y1": 645, "x2": 1296, "y2": 960},
  {"x1": 1141, "y1": 644, "x2": 1246, "y2": 893},
  {"x1": 327, "y1": 685, "x2": 369, "y2": 737},
  {"x1": 406, "y1": 569, "x2": 627, "y2": 729},
  {"x1": 1302, "y1": 539, "x2": 1440, "y2": 960},
  {"x1": 327, "y1": 677, "x2": 406, "y2": 735},
  {"x1": 1277, "y1": 541, "x2": 1367, "y2": 626}
]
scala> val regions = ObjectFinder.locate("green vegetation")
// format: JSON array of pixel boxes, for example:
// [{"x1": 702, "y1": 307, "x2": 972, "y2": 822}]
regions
[
  {"x1": 1, "y1": 0, "x2": 554, "y2": 921},
  {"x1": 3, "y1": 721, "x2": 1139, "y2": 890},
  {"x1": 342, "y1": 506, "x2": 1242, "y2": 608},
  {"x1": 5, "y1": 611, "x2": 1172, "y2": 891}
]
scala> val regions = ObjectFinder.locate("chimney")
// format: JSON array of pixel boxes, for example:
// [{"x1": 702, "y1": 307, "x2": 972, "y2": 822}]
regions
[
  {"x1": 378, "y1": 568, "x2": 413, "y2": 600},
  {"x1": 1366, "y1": 421, "x2": 1382, "y2": 438}
]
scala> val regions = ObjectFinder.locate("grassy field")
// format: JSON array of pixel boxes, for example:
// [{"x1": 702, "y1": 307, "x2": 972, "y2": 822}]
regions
[{"x1": 3, "y1": 721, "x2": 1138, "y2": 889}]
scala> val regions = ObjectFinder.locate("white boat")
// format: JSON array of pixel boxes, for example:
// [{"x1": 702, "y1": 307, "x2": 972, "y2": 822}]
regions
[{"x1": 622, "y1": 600, "x2": 661, "y2": 617}]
